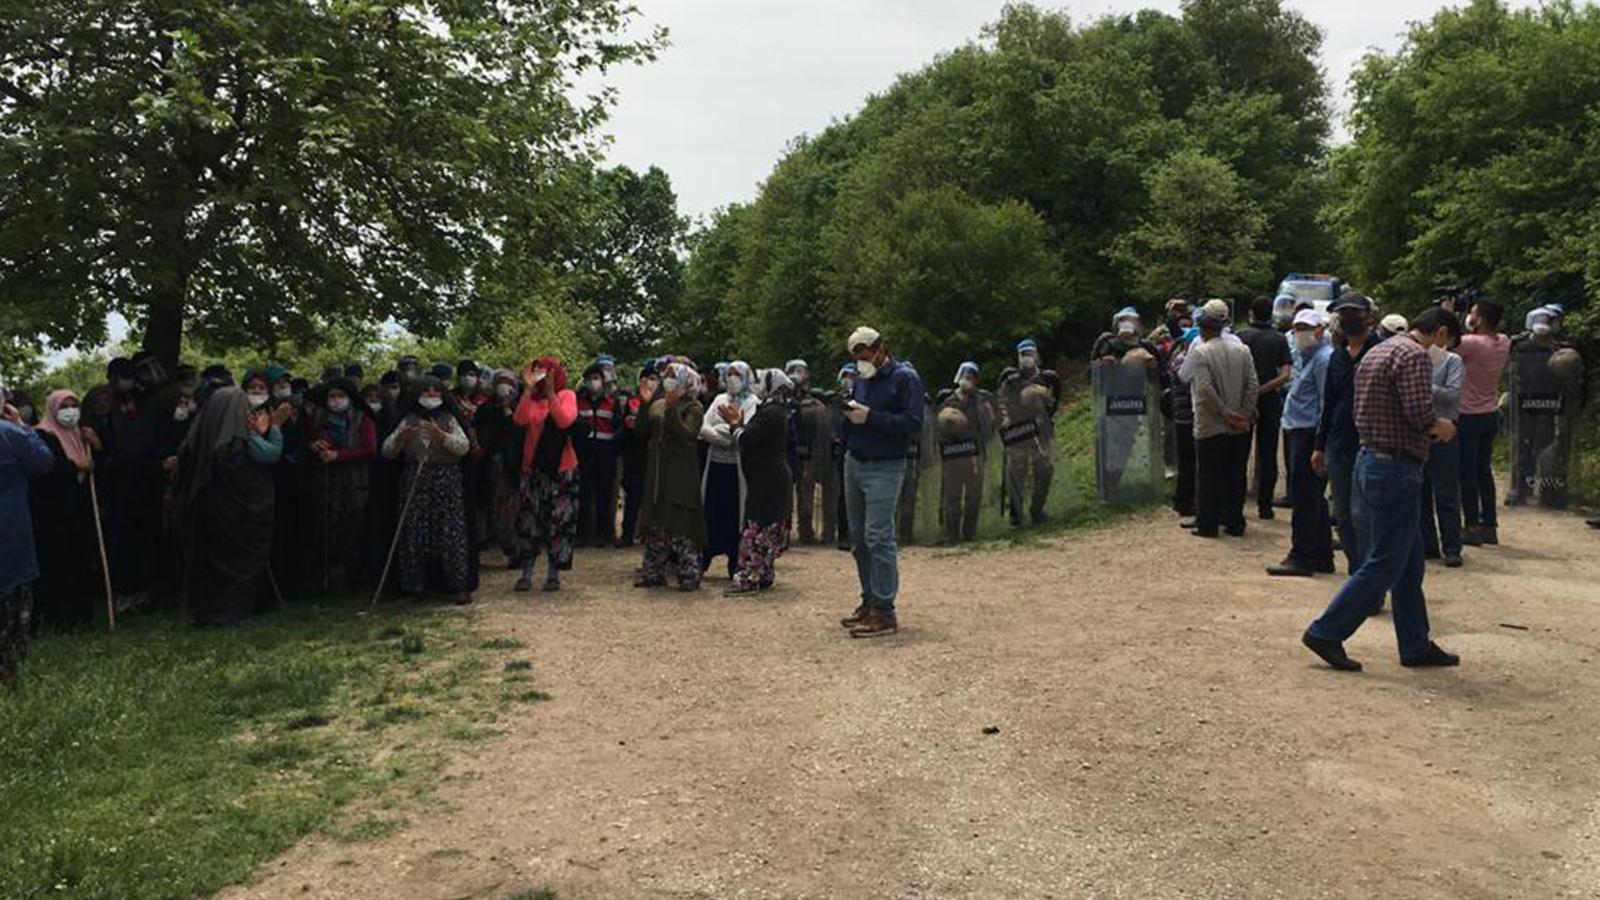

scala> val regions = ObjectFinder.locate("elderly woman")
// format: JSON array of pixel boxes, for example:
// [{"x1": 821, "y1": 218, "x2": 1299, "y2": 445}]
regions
[
  {"x1": 29, "y1": 390, "x2": 103, "y2": 629},
  {"x1": 177, "y1": 387, "x2": 285, "y2": 627},
  {"x1": 721, "y1": 369, "x2": 794, "y2": 595},
  {"x1": 308, "y1": 378, "x2": 377, "y2": 590},
  {"x1": 698, "y1": 360, "x2": 759, "y2": 579},
  {"x1": 512, "y1": 357, "x2": 580, "y2": 593},
  {"x1": 473, "y1": 369, "x2": 524, "y2": 568},
  {"x1": 635, "y1": 361, "x2": 707, "y2": 591},
  {"x1": 381, "y1": 377, "x2": 473, "y2": 604}
]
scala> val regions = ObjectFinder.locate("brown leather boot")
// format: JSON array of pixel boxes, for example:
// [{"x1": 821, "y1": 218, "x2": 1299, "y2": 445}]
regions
[
  {"x1": 848, "y1": 608, "x2": 898, "y2": 638},
  {"x1": 839, "y1": 604, "x2": 869, "y2": 628}
]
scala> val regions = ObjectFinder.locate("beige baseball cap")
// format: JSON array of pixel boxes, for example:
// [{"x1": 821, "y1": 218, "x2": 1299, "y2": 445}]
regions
[{"x1": 847, "y1": 326, "x2": 881, "y2": 352}]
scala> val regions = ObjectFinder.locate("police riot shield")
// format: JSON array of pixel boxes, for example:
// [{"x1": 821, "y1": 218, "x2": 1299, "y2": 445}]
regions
[
  {"x1": 1093, "y1": 359, "x2": 1164, "y2": 505},
  {"x1": 913, "y1": 391, "x2": 1005, "y2": 545},
  {"x1": 1507, "y1": 343, "x2": 1583, "y2": 508}
]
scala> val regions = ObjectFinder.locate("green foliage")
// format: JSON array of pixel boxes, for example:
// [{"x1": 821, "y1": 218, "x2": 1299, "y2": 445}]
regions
[
  {"x1": 1110, "y1": 149, "x2": 1274, "y2": 300},
  {"x1": 571, "y1": 165, "x2": 689, "y2": 361},
  {"x1": 669, "y1": 204, "x2": 748, "y2": 364},
  {"x1": 1330, "y1": 0, "x2": 1600, "y2": 325},
  {"x1": 0, "y1": 600, "x2": 542, "y2": 899},
  {"x1": 682, "y1": 0, "x2": 1332, "y2": 370},
  {"x1": 0, "y1": 0, "x2": 664, "y2": 366}
]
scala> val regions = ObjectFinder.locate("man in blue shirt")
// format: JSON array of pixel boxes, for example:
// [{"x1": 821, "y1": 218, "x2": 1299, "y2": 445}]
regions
[
  {"x1": 1268, "y1": 309, "x2": 1335, "y2": 577},
  {"x1": 837, "y1": 326, "x2": 925, "y2": 638},
  {"x1": 1, "y1": 401, "x2": 55, "y2": 686},
  {"x1": 1313, "y1": 294, "x2": 1382, "y2": 575}
]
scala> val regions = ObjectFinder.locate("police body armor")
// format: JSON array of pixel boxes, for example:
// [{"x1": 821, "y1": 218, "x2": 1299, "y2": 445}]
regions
[{"x1": 998, "y1": 368, "x2": 1060, "y2": 526}]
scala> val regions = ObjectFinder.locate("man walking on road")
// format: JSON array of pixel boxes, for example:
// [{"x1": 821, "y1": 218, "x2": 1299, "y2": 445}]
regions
[
  {"x1": 1303, "y1": 307, "x2": 1464, "y2": 673},
  {"x1": 1268, "y1": 309, "x2": 1334, "y2": 576},
  {"x1": 1239, "y1": 296, "x2": 1293, "y2": 520},
  {"x1": 1186, "y1": 300, "x2": 1259, "y2": 538},
  {"x1": 837, "y1": 326, "x2": 925, "y2": 638}
]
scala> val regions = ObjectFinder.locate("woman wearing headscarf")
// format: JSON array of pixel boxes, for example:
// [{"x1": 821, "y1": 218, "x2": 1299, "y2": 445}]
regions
[
  {"x1": 473, "y1": 369, "x2": 524, "y2": 569},
  {"x1": 511, "y1": 357, "x2": 580, "y2": 592},
  {"x1": 720, "y1": 369, "x2": 794, "y2": 594},
  {"x1": 698, "y1": 360, "x2": 759, "y2": 579},
  {"x1": 381, "y1": 376, "x2": 473, "y2": 604},
  {"x1": 29, "y1": 390, "x2": 103, "y2": 629},
  {"x1": 635, "y1": 360, "x2": 706, "y2": 591},
  {"x1": 176, "y1": 386, "x2": 283, "y2": 627},
  {"x1": 308, "y1": 378, "x2": 377, "y2": 590}
]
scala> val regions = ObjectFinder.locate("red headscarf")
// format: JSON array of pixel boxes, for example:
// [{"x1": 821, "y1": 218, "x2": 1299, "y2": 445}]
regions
[
  {"x1": 35, "y1": 389, "x2": 91, "y2": 469},
  {"x1": 531, "y1": 356, "x2": 568, "y2": 394}
]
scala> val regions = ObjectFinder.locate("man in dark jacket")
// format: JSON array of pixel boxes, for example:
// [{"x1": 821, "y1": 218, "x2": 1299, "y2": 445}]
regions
[
  {"x1": 1313, "y1": 294, "x2": 1382, "y2": 575},
  {"x1": 837, "y1": 327, "x2": 924, "y2": 638}
]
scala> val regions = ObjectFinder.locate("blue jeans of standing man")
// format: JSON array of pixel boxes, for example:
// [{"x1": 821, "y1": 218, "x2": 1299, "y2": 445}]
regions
[
  {"x1": 1308, "y1": 449, "x2": 1433, "y2": 661},
  {"x1": 845, "y1": 454, "x2": 906, "y2": 615},
  {"x1": 1421, "y1": 435, "x2": 1463, "y2": 556},
  {"x1": 1325, "y1": 437, "x2": 1363, "y2": 574},
  {"x1": 1456, "y1": 412, "x2": 1499, "y2": 529}
]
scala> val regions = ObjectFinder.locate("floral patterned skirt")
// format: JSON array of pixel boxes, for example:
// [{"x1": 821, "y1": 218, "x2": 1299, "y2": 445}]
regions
[
  {"x1": 516, "y1": 468, "x2": 580, "y2": 570},
  {"x1": 732, "y1": 520, "x2": 788, "y2": 589}
]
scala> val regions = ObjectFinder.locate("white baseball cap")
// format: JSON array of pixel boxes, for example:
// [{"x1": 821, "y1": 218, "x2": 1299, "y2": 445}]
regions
[
  {"x1": 847, "y1": 326, "x2": 881, "y2": 352},
  {"x1": 1292, "y1": 309, "x2": 1326, "y2": 328}
]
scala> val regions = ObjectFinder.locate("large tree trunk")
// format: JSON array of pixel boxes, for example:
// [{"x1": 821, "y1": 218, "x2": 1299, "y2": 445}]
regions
[{"x1": 144, "y1": 290, "x2": 185, "y2": 373}]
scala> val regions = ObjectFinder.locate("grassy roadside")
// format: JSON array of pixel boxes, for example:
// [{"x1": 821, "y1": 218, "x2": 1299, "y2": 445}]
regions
[{"x1": 0, "y1": 598, "x2": 546, "y2": 900}]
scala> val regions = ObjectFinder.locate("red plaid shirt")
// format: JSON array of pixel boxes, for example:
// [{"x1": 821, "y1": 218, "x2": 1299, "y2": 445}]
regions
[{"x1": 1354, "y1": 333, "x2": 1436, "y2": 462}]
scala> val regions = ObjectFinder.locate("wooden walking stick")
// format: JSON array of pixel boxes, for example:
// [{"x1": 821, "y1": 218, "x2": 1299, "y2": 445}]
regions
[
  {"x1": 370, "y1": 455, "x2": 427, "y2": 611},
  {"x1": 87, "y1": 469, "x2": 116, "y2": 631}
]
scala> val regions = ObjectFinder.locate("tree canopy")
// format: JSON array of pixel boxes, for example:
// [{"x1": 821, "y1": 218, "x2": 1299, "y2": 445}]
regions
[
  {"x1": 0, "y1": 0, "x2": 664, "y2": 370},
  {"x1": 1330, "y1": 0, "x2": 1600, "y2": 338},
  {"x1": 678, "y1": 0, "x2": 1337, "y2": 378}
]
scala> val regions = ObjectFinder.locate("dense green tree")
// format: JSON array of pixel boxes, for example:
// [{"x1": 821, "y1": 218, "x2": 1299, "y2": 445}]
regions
[
  {"x1": 0, "y1": 0, "x2": 663, "y2": 369},
  {"x1": 571, "y1": 165, "x2": 688, "y2": 361},
  {"x1": 685, "y1": 0, "x2": 1333, "y2": 365},
  {"x1": 1330, "y1": 0, "x2": 1600, "y2": 324},
  {"x1": 667, "y1": 204, "x2": 747, "y2": 365},
  {"x1": 1110, "y1": 149, "x2": 1273, "y2": 301}
]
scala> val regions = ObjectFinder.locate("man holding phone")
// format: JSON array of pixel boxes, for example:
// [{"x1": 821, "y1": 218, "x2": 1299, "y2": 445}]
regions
[{"x1": 837, "y1": 326, "x2": 924, "y2": 638}]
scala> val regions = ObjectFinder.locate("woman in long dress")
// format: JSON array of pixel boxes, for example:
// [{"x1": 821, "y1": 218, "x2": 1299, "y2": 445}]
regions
[
  {"x1": 698, "y1": 360, "x2": 758, "y2": 580},
  {"x1": 635, "y1": 361, "x2": 707, "y2": 591},
  {"x1": 177, "y1": 387, "x2": 283, "y2": 627},
  {"x1": 722, "y1": 369, "x2": 794, "y2": 595},
  {"x1": 29, "y1": 390, "x2": 102, "y2": 629},
  {"x1": 381, "y1": 377, "x2": 473, "y2": 604}
]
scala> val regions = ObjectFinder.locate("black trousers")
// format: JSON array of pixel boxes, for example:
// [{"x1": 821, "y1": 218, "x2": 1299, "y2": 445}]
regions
[
  {"x1": 1172, "y1": 422, "x2": 1196, "y2": 516},
  {"x1": 1252, "y1": 395, "x2": 1283, "y2": 513},
  {"x1": 619, "y1": 455, "x2": 645, "y2": 544},
  {"x1": 1197, "y1": 432, "x2": 1250, "y2": 535},
  {"x1": 578, "y1": 446, "x2": 619, "y2": 544},
  {"x1": 1284, "y1": 427, "x2": 1332, "y2": 565}
]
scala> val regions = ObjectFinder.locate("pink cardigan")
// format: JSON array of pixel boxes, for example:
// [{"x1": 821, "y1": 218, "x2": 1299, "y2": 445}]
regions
[{"x1": 513, "y1": 389, "x2": 579, "y2": 474}]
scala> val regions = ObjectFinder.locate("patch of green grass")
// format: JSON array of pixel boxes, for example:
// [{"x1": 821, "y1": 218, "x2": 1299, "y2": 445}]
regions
[
  {"x1": 479, "y1": 636, "x2": 524, "y2": 650},
  {"x1": 503, "y1": 659, "x2": 532, "y2": 672},
  {"x1": 0, "y1": 598, "x2": 546, "y2": 900},
  {"x1": 505, "y1": 688, "x2": 553, "y2": 705}
]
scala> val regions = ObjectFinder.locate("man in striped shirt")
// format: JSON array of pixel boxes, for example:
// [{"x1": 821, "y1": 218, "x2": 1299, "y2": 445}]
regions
[{"x1": 1302, "y1": 307, "x2": 1463, "y2": 672}]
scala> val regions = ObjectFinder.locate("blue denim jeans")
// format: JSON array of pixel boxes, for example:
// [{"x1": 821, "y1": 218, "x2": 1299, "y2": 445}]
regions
[
  {"x1": 1325, "y1": 437, "x2": 1363, "y2": 574},
  {"x1": 1308, "y1": 449, "x2": 1433, "y2": 661},
  {"x1": 845, "y1": 455, "x2": 906, "y2": 614}
]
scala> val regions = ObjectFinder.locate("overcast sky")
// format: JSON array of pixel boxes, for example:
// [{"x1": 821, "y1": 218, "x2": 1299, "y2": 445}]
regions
[{"x1": 591, "y1": 0, "x2": 1535, "y2": 220}]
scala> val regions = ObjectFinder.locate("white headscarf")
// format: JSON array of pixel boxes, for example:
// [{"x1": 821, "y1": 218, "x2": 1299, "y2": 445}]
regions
[
  {"x1": 751, "y1": 368, "x2": 793, "y2": 402},
  {"x1": 724, "y1": 361, "x2": 754, "y2": 400}
]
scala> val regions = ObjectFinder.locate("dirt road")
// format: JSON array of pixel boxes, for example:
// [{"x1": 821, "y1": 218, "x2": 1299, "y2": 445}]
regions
[{"x1": 223, "y1": 503, "x2": 1600, "y2": 900}]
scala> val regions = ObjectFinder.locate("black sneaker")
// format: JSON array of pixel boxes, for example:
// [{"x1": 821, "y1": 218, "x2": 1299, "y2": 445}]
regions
[
  {"x1": 1258, "y1": 507, "x2": 1276, "y2": 521},
  {"x1": 1461, "y1": 528, "x2": 1484, "y2": 547},
  {"x1": 542, "y1": 576, "x2": 560, "y2": 592},
  {"x1": 1443, "y1": 553, "x2": 1463, "y2": 568},
  {"x1": 1401, "y1": 642, "x2": 1460, "y2": 668},
  {"x1": 1302, "y1": 631, "x2": 1362, "y2": 672},
  {"x1": 1480, "y1": 526, "x2": 1499, "y2": 545},
  {"x1": 514, "y1": 577, "x2": 533, "y2": 592},
  {"x1": 1311, "y1": 558, "x2": 1337, "y2": 574}
]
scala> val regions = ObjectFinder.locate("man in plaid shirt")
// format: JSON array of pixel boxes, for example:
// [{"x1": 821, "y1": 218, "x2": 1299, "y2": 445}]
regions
[{"x1": 1302, "y1": 307, "x2": 1464, "y2": 672}]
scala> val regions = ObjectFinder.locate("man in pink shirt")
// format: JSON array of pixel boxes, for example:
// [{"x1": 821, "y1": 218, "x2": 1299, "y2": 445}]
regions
[{"x1": 1454, "y1": 299, "x2": 1510, "y2": 545}]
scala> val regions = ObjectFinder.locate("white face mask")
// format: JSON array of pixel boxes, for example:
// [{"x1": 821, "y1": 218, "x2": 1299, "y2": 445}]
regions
[
  {"x1": 327, "y1": 397, "x2": 350, "y2": 413},
  {"x1": 724, "y1": 375, "x2": 744, "y2": 395},
  {"x1": 383, "y1": 387, "x2": 400, "y2": 402},
  {"x1": 459, "y1": 375, "x2": 479, "y2": 391},
  {"x1": 172, "y1": 404, "x2": 190, "y2": 423},
  {"x1": 854, "y1": 361, "x2": 877, "y2": 380},
  {"x1": 272, "y1": 385, "x2": 293, "y2": 400},
  {"x1": 367, "y1": 400, "x2": 384, "y2": 413},
  {"x1": 1019, "y1": 353, "x2": 1039, "y2": 371},
  {"x1": 662, "y1": 377, "x2": 681, "y2": 394},
  {"x1": 958, "y1": 377, "x2": 976, "y2": 392},
  {"x1": 1532, "y1": 322, "x2": 1553, "y2": 338},
  {"x1": 1117, "y1": 321, "x2": 1137, "y2": 337},
  {"x1": 55, "y1": 407, "x2": 82, "y2": 427},
  {"x1": 114, "y1": 378, "x2": 136, "y2": 393},
  {"x1": 495, "y1": 383, "x2": 515, "y2": 399},
  {"x1": 1295, "y1": 330, "x2": 1319, "y2": 351},
  {"x1": 1428, "y1": 344, "x2": 1446, "y2": 364},
  {"x1": 530, "y1": 370, "x2": 547, "y2": 384},
  {"x1": 247, "y1": 391, "x2": 270, "y2": 408},
  {"x1": 588, "y1": 378, "x2": 604, "y2": 394},
  {"x1": 418, "y1": 396, "x2": 443, "y2": 411}
]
